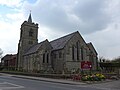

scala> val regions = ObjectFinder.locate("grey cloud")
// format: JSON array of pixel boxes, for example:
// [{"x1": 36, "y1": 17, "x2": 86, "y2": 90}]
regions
[
  {"x1": 73, "y1": 0, "x2": 111, "y2": 34},
  {"x1": 24, "y1": 0, "x2": 111, "y2": 34}
]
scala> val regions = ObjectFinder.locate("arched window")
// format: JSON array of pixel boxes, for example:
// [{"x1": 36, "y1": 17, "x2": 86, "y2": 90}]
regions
[
  {"x1": 47, "y1": 53, "x2": 49, "y2": 63},
  {"x1": 81, "y1": 47, "x2": 84, "y2": 60},
  {"x1": 43, "y1": 53, "x2": 45, "y2": 63},
  {"x1": 54, "y1": 53, "x2": 57, "y2": 59},
  {"x1": 29, "y1": 29, "x2": 33, "y2": 37},
  {"x1": 76, "y1": 42, "x2": 79, "y2": 60},
  {"x1": 28, "y1": 41, "x2": 33, "y2": 44},
  {"x1": 72, "y1": 46, "x2": 74, "y2": 60},
  {"x1": 59, "y1": 52, "x2": 62, "y2": 58}
]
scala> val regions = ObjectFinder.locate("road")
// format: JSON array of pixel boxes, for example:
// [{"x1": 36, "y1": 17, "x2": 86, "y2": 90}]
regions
[{"x1": 0, "y1": 75, "x2": 120, "y2": 90}]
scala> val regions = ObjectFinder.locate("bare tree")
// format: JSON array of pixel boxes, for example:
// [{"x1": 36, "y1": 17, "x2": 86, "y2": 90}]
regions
[
  {"x1": 0, "y1": 48, "x2": 3, "y2": 59},
  {"x1": 99, "y1": 56, "x2": 106, "y2": 62}
]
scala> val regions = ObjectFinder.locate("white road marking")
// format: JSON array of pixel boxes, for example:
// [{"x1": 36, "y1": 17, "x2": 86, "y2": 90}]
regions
[{"x1": 0, "y1": 82, "x2": 24, "y2": 90}]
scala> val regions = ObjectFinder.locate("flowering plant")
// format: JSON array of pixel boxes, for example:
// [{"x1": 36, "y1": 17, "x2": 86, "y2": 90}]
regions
[{"x1": 81, "y1": 73, "x2": 106, "y2": 81}]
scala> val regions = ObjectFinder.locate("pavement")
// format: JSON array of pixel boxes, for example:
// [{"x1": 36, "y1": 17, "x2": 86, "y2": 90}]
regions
[
  {"x1": 0, "y1": 73, "x2": 114, "y2": 85},
  {"x1": 1, "y1": 75, "x2": 113, "y2": 90},
  {"x1": 0, "y1": 73, "x2": 86, "y2": 85}
]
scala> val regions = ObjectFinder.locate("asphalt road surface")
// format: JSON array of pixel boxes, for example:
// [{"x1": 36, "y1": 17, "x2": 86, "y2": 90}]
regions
[{"x1": 0, "y1": 75, "x2": 120, "y2": 90}]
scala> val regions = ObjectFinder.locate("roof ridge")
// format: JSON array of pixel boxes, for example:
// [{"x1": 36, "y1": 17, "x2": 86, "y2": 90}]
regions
[
  {"x1": 50, "y1": 31, "x2": 78, "y2": 50},
  {"x1": 50, "y1": 31, "x2": 78, "y2": 43},
  {"x1": 24, "y1": 39, "x2": 48, "y2": 55}
]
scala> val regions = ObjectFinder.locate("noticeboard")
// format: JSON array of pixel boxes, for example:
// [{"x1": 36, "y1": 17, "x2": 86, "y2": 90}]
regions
[{"x1": 81, "y1": 61, "x2": 92, "y2": 69}]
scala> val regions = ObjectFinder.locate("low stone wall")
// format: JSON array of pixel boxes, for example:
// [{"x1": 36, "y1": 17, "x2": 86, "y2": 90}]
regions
[
  {"x1": 103, "y1": 73, "x2": 118, "y2": 79},
  {"x1": 0, "y1": 71, "x2": 71, "y2": 79},
  {"x1": 1, "y1": 71, "x2": 119, "y2": 80}
]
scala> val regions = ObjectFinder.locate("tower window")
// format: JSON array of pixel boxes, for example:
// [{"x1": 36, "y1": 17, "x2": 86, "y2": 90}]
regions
[
  {"x1": 28, "y1": 41, "x2": 33, "y2": 44},
  {"x1": 29, "y1": 29, "x2": 33, "y2": 37},
  {"x1": 54, "y1": 53, "x2": 57, "y2": 59},
  {"x1": 59, "y1": 52, "x2": 62, "y2": 58}
]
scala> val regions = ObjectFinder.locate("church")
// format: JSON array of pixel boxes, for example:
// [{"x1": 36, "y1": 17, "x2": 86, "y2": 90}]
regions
[{"x1": 17, "y1": 13, "x2": 98, "y2": 74}]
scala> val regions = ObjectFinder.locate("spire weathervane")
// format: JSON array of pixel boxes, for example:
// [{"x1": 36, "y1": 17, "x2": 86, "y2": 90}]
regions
[{"x1": 28, "y1": 10, "x2": 32, "y2": 23}]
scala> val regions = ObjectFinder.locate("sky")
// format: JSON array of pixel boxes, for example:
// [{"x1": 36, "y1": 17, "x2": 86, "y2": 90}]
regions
[{"x1": 0, "y1": 0, "x2": 120, "y2": 60}]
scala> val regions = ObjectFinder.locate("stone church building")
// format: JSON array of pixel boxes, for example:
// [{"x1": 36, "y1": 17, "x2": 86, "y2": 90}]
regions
[{"x1": 17, "y1": 14, "x2": 98, "y2": 74}]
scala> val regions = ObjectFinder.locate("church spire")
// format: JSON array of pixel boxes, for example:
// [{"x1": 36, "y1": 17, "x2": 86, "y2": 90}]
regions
[{"x1": 28, "y1": 12, "x2": 32, "y2": 23}]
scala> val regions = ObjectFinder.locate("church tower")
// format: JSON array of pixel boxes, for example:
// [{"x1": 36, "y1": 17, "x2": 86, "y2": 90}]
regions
[{"x1": 17, "y1": 13, "x2": 38, "y2": 70}]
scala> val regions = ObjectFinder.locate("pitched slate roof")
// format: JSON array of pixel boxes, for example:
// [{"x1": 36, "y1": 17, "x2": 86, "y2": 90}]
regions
[
  {"x1": 2, "y1": 54, "x2": 16, "y2": 61},
  {"x1": 2, "y1": 55, "x2": 11, "y2": 61},
  {"x1": 50, "y1": 31, "x2": 77, "y2": 50},
  {"x1": 24, "y1": 31, "x2": 78, "y2": 55},
  {"x1": 24, "y1": 40, "x2": 47, "y2": 55}
]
